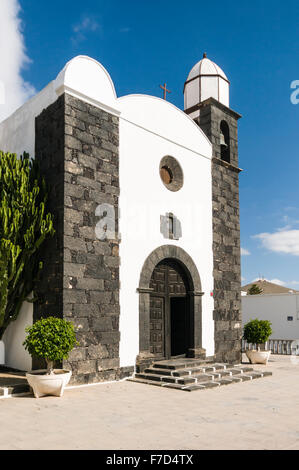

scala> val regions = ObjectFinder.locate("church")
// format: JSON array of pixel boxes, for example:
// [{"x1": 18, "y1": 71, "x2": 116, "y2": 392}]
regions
[{"x1": 0, "y1": 54, "x2": 242, "y2": 384}]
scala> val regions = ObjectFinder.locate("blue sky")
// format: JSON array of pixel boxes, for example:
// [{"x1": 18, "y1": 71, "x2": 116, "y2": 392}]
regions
[{"x1": 2, "y1": 0, "x2": 299, "y2": 287}]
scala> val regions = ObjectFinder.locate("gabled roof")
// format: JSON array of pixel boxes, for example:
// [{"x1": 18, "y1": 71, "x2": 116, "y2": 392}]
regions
[{"x1": 241, "y1": 279, "x2": 299, "y2": 295}]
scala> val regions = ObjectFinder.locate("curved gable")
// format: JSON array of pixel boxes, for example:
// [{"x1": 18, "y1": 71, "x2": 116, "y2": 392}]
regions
[
  {"x1": 117, "y1": 94, "x2": 212, "y2": 157},
  {"x1": 54, "y1": 55, "x2": 118, "y2": 113}
]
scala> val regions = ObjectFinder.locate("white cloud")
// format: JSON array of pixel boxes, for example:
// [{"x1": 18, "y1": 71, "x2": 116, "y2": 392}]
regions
[
  {"x1": 254, "y1": 229, "x2": 299, "y2": 256},
  {"x1": 277, "y1": 224, "x2": 293, "y2": 232},
  {"x1": 241, "y1": 248, "x2": 250, "y2": 256},
  {"x1": 268, "y1": 278, "x2": 286, "y2": 286},
  {"x1": 0, "y1": 0, "x2": 35, "y2": 122},
  {"x1": 72, "y1": 16, "x2": 101, "y2": 44},
  {"x1": 251, "y1": 277, "x2": 286, "y2": 286}
]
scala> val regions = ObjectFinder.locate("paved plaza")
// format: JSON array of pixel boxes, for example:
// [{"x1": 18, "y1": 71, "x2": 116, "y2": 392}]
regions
[{"x1": 1, "y1": 355, "x2": 299, "y2": 450}]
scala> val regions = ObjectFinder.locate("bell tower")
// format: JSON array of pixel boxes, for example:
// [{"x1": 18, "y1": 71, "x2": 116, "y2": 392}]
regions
[{"x1": 184, "y1": 54, "x2": 242, "y2": 363}]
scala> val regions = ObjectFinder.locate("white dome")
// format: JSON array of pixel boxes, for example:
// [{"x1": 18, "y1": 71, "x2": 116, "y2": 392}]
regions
[
  {"x1": 184, "y1": 54, "x2": 230, "y2": 114},
  {"x1": 187, "y1": 55, "x2": 229, "y2": 82}
]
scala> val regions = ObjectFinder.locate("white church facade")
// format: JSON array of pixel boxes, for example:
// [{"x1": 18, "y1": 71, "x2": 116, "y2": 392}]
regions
[{"x1": 0, "y1": 55, "x2": 242, "y2": 383}]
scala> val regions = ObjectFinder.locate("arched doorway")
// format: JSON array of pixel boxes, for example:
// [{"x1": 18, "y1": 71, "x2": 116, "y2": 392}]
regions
[
  {"x1": 149, "y1": 259, "x2": 191, "y2": 359},
  {"x1": 137, "y1": 245, "x2": 205, "y2": 368}
]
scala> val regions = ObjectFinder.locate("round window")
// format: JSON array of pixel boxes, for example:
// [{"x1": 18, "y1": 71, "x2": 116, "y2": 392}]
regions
[{"x1": 159, "y1": 156, "x2": 183, "y2": 192}]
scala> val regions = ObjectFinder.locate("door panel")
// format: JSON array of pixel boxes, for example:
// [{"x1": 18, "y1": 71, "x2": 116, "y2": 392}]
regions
[
  {"x1": 149, "y1": 259, "x2": 189, "y2": 359},
  {"x1": 168, "y1": 267, "x2": 187, "y2": 295},
  {"x1": 149, "y1": 296, "x2": 164, "y2": 356}
]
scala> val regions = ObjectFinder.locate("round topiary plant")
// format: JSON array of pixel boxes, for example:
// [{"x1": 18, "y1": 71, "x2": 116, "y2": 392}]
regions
[
  {"x1": 243, "y1": 318, "x2": 272, "y2": 350},
  {"x1": 23, "y1": 317, "x2": 78, "y2": 374}
]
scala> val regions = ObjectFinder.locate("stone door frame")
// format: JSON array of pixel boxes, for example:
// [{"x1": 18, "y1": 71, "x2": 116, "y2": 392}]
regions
[{"x1": 137, "y1": 245, "x2": 205, "y2": 370}]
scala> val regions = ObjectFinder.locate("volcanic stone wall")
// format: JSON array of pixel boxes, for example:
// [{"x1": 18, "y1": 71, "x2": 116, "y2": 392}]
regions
[{"x1": 35, "y1": 93, "x2": 133, "y2": 383}]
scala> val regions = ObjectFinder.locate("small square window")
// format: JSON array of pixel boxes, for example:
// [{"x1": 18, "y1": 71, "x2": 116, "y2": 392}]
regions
[{"x1": 287, "y1": 316, "x2": 293, "y2": 321}]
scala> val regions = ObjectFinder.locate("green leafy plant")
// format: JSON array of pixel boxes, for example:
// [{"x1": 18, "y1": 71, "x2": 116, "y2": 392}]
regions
[
  {"x1": 0, "y1": 151, "x2": 54, "y2": 339},
  {"x1": 23, "y1": 317, "x2": 78, "y2": 374},
  {"x1": 247, "y1": 284, "x2": 263, "y2": 295},
  {"x1": 243, "y1": 319, "x2": 272, "y2": 350}
]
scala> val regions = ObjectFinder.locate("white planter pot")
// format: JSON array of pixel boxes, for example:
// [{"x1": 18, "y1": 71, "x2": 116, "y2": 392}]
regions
[
  {"x1": 26, "y1": 369, "x2": 72, "y2": 398},
  {"x1": 0, "y1": 341, "x2": 5, "y2": 365},
  {"x1": 246, "y1": 350, "x2": 271, "y2": 365}
]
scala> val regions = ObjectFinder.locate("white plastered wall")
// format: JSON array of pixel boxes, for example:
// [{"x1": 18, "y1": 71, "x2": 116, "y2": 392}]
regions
[
  {"x1": 0, "y1": 82, "x2": 57, "y2": 156},
  {"x1": 2, "y1": 301, "x2": 33, "y2": 371},
  {"x1": 118, "y1": 95, "x2": 215, "y2": 367},
  {"x1": 242, "y1": 294, "x2": 299, "y2": 340},
  {"x1": 184, "y1": 78, "x2": 199, "y2": 110},
  {"x1": 219, "y1": 79, "x2": 229, "y2": 107},
  {"x1": 184, "y1": 74, "x2": 229, "y2": 110}
]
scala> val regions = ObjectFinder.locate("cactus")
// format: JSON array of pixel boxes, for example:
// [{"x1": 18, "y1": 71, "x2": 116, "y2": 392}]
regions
[{"x1": 0, "y1": 151, "x2": 54, "y2": 339}]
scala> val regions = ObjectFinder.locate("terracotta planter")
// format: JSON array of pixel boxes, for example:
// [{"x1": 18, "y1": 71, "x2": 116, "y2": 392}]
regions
[
  {"x1": 26, "y1": 369, "x2": 72, "y2": 398},
  {"x1": 245, "y1": 349, "x2": 271, "y2": 365}
]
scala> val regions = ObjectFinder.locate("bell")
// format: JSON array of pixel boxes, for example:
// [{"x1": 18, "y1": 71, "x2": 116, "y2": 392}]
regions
[{"x1": 220, "y1": 131, "x2": 227, "y2": 148}]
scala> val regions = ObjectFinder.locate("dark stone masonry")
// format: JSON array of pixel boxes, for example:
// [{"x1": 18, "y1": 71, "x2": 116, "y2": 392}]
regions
[
  {"x1": 35, "y1": 93, "x2": 133, "y2": 384},
  {"x1": 195, "y1": 97, "x2": 243, "y2": 364}
]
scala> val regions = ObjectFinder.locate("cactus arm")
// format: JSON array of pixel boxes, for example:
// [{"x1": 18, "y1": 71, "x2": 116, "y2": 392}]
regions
[{"x1": 0, "y1": 151, "x2": 54, "y2": 340}]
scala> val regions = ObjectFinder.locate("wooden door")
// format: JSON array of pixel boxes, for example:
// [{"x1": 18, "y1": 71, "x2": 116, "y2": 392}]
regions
[{"x1": 149, "y1": 259, "x2": 189, "y2": 359}]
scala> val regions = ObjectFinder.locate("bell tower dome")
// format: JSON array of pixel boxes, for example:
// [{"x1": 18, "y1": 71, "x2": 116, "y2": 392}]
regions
[{"x1": 184, "y1": 53, "x2": 230, "y2": 119}]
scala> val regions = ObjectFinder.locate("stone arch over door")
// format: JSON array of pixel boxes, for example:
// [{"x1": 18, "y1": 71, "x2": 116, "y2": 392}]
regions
[{"x1": 137, "y1": 245, "x2": 206, "y2": 371}]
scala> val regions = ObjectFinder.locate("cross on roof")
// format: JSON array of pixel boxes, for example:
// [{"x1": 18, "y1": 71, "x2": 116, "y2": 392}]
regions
[{"x1": 159, "y1": 83, "x2": 171, "y2": 100}]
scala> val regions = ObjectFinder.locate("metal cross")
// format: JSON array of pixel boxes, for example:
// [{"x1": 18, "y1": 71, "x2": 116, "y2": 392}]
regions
[{"x1": 159, "y1": 83, "x2": 171, "y2": 100}]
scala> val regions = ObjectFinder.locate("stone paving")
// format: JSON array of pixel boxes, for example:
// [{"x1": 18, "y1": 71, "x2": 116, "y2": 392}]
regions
[{"x1": 1, "y1": 355, "x2": 299, "y2": 450}]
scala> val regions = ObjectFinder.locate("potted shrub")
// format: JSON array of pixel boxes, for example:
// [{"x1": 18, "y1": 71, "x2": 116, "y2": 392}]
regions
[
  {"x1": 243, "y1": 318, "x2": 272, "y2": 365},
  {"x1": 23, "y1": 317, "x2": 78, "y2": 398}
]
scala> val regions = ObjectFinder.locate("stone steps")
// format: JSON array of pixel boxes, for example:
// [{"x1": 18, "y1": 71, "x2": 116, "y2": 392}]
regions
[
  {"x1": 152, "y1": 358, "x2": 215, "y2": 370},
  {"x1": 129, "y1": 359, "x2": 272, "y2": 391}
]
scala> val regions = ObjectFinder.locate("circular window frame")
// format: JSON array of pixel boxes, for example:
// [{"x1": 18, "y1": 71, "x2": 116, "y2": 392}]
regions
[{"x1": 159, "y1": 156, "x2": 184, "y2": 192}]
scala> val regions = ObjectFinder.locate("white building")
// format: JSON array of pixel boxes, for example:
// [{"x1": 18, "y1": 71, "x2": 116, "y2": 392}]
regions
[
  {"x1": 0, "y1": 54, "x2": 242, "y2": 382},
  {"x1": 242, "y1": 293, "x2": 299, "y2": 340}
]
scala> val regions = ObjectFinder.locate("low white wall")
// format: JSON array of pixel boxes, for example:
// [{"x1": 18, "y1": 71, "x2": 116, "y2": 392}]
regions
[
  {"x1": 242, "y1": 294, "x2": 299, "y2": 340},
  {"x1": 2, "y1": 301, "x2": 33, "y2": 371}
]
